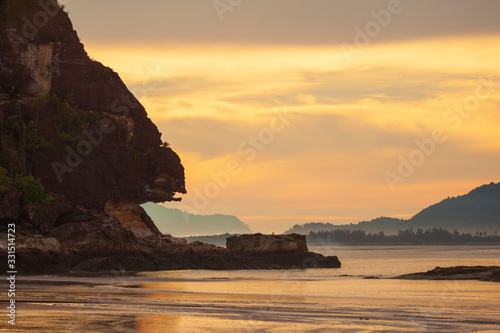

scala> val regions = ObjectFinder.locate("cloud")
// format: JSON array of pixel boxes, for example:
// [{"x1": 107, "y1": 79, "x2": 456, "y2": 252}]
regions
[
  {"x1": 89, "y1": 35, "x2": 500, "y2": 127},
  {"x1": 67, "y1": 0, "x2": 500, "y2": 46},
  {"x1": 61, "y1": 4, "x2": 500, "y2": 232}
]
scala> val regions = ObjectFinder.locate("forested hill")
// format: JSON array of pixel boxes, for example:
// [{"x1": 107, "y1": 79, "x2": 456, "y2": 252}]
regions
[
  {"x1": 285, "y1": 217, "x2": 409, "y2": 235},
  {"x1": 285, "y1": 182, "x2": 500, "y2": 235},
  {"x1": 409, "y1": 182, "x2": 500, "y2": 233}
]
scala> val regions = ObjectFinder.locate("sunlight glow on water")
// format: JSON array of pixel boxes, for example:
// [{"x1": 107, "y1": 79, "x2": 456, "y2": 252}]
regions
[
  {"x1": 134, "y1": 246, "x2": 500, "y2": 332},
  {"x1": 11, "y1": 246, "x2": 500, "y2": 332}
]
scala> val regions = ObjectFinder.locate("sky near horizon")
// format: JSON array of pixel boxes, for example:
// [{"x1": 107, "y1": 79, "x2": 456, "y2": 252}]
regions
[{"x1": 64, "y1": 0, "x2": 500, "y2": 233}]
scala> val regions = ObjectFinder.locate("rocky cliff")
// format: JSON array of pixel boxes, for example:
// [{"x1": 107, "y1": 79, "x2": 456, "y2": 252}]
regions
[
  {"x1": 0, "y1": 0, "x2": 189, "y2": 271},
  {"x1": 0, "y1": 0, "x2": 185, "y2": 232},
  {"x1": 0, "y1": 1, "x2": 341, "y2": 273}
]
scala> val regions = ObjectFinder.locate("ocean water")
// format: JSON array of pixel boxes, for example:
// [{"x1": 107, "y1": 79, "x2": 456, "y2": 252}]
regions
[{"x1": 7, "y1": 245, "x2": 500, "y2": 332}]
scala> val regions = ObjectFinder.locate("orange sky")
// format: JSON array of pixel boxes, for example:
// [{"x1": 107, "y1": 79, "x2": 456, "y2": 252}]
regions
[{"x1": 65, "y1": 1, "x2": 500, "y2": 233}]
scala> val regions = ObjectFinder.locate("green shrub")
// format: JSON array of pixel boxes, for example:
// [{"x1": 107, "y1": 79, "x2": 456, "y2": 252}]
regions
[
  {"x1": 25, "y1": 122, "x2": 52, "y2": 151},
  {"x1": 34, "y1": 94, "x2": 52, "y2": 106},
  {"x1": 87, "y1": 61, "x2": 115, "y2": 83},
  {"x1": 14, "y1": 173, "x2": 53, "y2": 207},
  {"x1": 58, "y1": 131, "x2": 82, "y2": 144},
  {"x1": 64, "y1": 93, "x2": 76, "y2": 106},
  {"x1": 1, "y1": 109, "x2": 52, "y2": 175},
  {"x1": 1, "y1": 165, "x2": 53, "y2": 208},
  {"x1": 0, "y1": 166, "x2": 12, "y2": 196},
  {"x1": 38, "y1": 94, "x2": 102, "y2": 145}
]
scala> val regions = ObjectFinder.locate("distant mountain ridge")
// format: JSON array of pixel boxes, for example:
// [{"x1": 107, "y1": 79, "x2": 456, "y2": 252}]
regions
[
  {"x1": 286, "y1": 182, "x2": 500, "y2": 235},
  {"x1": 410, "y1": 182, "x2": 500, "y2": 231},
  {"x1": 142, "y1": 203, "x2": 252, "y2": 237}
]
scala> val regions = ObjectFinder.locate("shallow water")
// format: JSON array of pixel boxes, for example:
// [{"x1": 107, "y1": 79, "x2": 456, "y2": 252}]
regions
[
  {"x1": 3, "y1": 245, "x2": 500, "y2": 332},
  {"x1": 311, "y1": 245, "x2": 500, "y2": 277}
]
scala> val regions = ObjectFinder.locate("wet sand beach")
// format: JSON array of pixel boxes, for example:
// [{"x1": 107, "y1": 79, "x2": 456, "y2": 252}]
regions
[
  {"x1": 2, "y1": 271, "x2": 500, "y2": 333},
  {"x1": 3, "y1": 246, "x2": 500, "y2": 333}
]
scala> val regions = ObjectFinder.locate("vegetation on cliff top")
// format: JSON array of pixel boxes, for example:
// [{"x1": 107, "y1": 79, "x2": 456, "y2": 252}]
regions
[{"x1": 87, "y1": 60, "x2": 115, "y2": 83}]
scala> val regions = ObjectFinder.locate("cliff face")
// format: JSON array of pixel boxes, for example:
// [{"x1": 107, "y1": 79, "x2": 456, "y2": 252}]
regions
[
  {"x1": 0, "y1": 1, "x2": 342, "y2": 273},
  {"x1": 0, "y1": 0, "x2": 186, "y2": 235}
]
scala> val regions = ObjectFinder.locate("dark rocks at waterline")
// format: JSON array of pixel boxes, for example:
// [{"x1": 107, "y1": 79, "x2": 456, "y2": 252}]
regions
[
  {"x1": 227, "y1": 233, "x2": 309, "y2": 252},
  {"x1": 395, "y1": 266, "x2": 500, "y2": 282},
  {"x1": 0, "y1": 229, "x2": 341, "y2": 274},
  {"x1": 225, "y1": 233, "x2": 341, "y2": 269}
]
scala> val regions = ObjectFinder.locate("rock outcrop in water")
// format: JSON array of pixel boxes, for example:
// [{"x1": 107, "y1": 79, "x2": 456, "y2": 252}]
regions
[
  {"x1": 227, "y1": 233, "x2": 308, "y2": 252},
  {"x1": 395, "y1": 266, "x2": 500, "y2": 282},
  {"x1": 133, "y1": 233, "x2": 340, "y2": 271},
  {"x1": 224, "y1": 233, "x2": 341, "y2": 269},
  {"x1": 0, "y1": 0, "x2": 341, "y2": 273}
]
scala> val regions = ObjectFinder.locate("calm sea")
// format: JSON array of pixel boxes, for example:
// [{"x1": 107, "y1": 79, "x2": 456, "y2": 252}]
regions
[
  {"x1": 10, "y1": 245, "x2": 500, "y2": 332},
  {"x1": 133, "y1": 245, "x2": 500, "y2": 332}
]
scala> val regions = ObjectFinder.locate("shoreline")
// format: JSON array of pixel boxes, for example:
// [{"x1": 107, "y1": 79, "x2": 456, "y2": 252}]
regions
[
  {"x1": 7, "y1": 264, "x2": 500, "y2": 283},
  {"x1": 308, "y1": 242, "x2": 500, "y2": 246},
  {"x1": 2, "y1": 268, "x2": 500, "y2": 332}
]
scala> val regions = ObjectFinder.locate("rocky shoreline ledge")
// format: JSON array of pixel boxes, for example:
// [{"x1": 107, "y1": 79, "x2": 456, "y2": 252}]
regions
[
  {"x1": 395, "y1": 266, "x2": 500, "y2": 282},
  {"x1": 0, "y1": 227, "x2": 341, "y2": 274}
]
